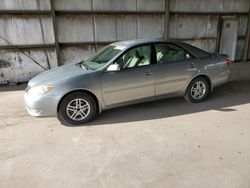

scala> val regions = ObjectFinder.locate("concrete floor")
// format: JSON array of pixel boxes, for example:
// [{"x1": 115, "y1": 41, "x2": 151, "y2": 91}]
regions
[
  {"x1": 0, "y1": 79, "x2": 250, "y2": 187},
  {"x1": 229, "y1": 62, "x2": 250, "y2": 81}
]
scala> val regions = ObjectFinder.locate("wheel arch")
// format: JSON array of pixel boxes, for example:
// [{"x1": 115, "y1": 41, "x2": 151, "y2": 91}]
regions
[
  {"x1": 187, "y1": 74, "x2": 213, "y2": 94},
  {"x1": 57, "y1": 89, "x2": 101, "y2": 114}
]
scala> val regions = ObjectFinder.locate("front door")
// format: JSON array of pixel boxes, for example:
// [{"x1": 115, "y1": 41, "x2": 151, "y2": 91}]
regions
[{"x1": 101, "y1": 45, "x2": 155, "y2": 107}]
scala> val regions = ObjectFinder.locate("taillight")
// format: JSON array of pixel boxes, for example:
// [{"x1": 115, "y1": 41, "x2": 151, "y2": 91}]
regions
[{"x1": 226, "y1": 58, "x2": 232, "y2": 66}]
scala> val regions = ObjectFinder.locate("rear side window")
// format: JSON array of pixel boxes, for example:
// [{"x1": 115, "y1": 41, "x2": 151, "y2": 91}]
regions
[
  {"x1": 181, "y1": 43, "x2": 212, "y2": 59},
  {"x1": 154, "y1": 43, "x2": 193, "y2": 64}
]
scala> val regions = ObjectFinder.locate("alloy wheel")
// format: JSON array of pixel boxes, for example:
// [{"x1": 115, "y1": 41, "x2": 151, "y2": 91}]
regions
[
  {"x1": 66, "y1": 98, "x2": 90, "y2": 121},
  {"x1": 190, "y1": 81, "x2": 206, "y2": 100}
]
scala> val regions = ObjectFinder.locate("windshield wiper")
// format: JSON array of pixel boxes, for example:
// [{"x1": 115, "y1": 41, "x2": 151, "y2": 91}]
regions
[
  {"x1": 77, "y1": 61, "x2": 90, "y2": 70},
  {"x1": 81, "y1": 63, "x2": 89, "y2": 70}
]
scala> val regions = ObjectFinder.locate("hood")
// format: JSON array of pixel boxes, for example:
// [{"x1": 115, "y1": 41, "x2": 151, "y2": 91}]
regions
[{"x1": 28, "y1": 63, "x2": 90, "y2": 87}]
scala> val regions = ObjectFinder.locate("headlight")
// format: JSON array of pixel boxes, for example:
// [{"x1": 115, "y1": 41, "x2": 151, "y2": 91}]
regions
[{"x1": 28, "y1": 84, "x2": 54, "y2": 95}]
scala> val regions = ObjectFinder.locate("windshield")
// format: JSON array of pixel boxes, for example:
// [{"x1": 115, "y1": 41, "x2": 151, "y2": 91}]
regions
[{"x1": 80, "y1": 46, "x2": 122, "y2": 70}]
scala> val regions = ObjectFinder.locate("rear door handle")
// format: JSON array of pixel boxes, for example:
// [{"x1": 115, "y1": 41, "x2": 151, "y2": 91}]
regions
[
  {"x1": 190, "y1": 62, "x2": 196, "y2": 68},
  {"x1": 144, "y1": 70, "x2": 152, "y2": 75}
]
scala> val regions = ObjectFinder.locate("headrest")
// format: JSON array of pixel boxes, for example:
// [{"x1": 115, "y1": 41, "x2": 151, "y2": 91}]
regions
[{"x1": 134, "y1": 50, "x2": 140, "y2": 58}]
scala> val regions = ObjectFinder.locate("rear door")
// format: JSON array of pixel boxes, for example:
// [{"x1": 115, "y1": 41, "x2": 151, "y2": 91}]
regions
[
  {"x1": 153, "y1": 43, "x2": 198, "y2": 96},
  {"x1": 101, "y1": 44, "x2": 155, "y2": 106}
]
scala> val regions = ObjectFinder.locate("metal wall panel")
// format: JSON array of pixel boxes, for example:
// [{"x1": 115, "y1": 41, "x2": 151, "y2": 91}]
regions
[
  {"x1": 54, "y1": 0, "x2": 92, "y2": 11},
  {"x1": 60, "y1": 45, "x2": 106, "y2": 65},
  {"x1": 138, "y1": 15, "x2": 164, "y2": 38},
  {"x1": 248, "y1": 39, "x2": 250, "y2": 60},
  {"x1": 116, "y1": 15, "x2": 137, "y2": 40},
  {"x1": 60, "y1": 46, "x2": 95, "y2": 65},
  {"x1": 93, "y1": 0, "x2": 136, "y2": 11},
  {"x1": 55, "y1": 0, "x2": 165, "y2": 12},
  {"x1": 170, "y1": 0, "x2": 249, "y2": 12},
  {"x1": 137, "y1": 0, "x2": 165, "y2": 11},
  {"x1": 169, "y1": 15, "x2": 219, "y2": 39},
  {"x1": 57, "y1": 15, "x2": 94, "y2": 43},
  {"x1": 0, "y1": 15, "x2": 54, "y2": 46},
  {"x1": 183, "y1": 39, "x2": 217, "y2": 53},
  {"x1": 235, "y1": 39, "x2": 246, "y2": 60},
  {"x1": 94, "y1": 15, "x2": 116, "y2": 41},
  {"x1": 0, "y1": 48, "x2": 57, "y2": 84},
  {"x1": 238, "y1": 16, "x2": 248, "y2": 36},
  {"x1": 57, "y1": 14, "x2": 165, "y2": 43},
  {"x1": 0, "y1": 0, "x2": 51, "y2": 10}
]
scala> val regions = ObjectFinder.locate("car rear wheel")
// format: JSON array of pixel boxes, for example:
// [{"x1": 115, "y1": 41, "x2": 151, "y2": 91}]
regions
[
  {"x1": 185, "y1": 77, "x2": 209, "y2": 103},
  {"x1": 58, "y1": 92, "x2": 97, "y2": 125}
]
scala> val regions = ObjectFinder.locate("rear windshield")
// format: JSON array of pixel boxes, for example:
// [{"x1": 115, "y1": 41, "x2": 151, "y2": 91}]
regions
[{"x1": 181, "y1": 43, "x2": 212, "y2": 59}]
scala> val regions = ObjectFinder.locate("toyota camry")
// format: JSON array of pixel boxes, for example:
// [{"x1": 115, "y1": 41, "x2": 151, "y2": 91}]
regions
[{"x1": 24, "y1": 39, "x2": 231, "y2": 125}]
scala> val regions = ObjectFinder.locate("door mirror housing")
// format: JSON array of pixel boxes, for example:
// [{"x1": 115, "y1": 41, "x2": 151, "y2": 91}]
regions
[{"x1": 106, "y1": 64, "x2": 121, "y2": 72}]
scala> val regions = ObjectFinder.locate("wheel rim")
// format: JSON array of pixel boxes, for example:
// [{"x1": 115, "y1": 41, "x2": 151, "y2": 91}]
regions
[
  {"x1": 190, "y1": 81, "x2": 206, "y2": 100},
  {"x1": 66, "y1": 98, "x2": 90, "y2": 121}
]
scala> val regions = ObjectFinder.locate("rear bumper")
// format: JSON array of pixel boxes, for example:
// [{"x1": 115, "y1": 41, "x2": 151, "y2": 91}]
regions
[
  {"x1": 24, "y1": 92, "x2": 60, "y2": 117},
  {"x1": 213, "y1": 69, "x2": 231, "y2": 87},
  {"x1": 222, "y1": 69, "x2": 231, "y2": 81}
]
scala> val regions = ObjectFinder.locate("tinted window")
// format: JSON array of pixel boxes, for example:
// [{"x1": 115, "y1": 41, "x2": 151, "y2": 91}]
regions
[
  {"x1": 116, "y1": 45, "x2": 151, "y2": 69},
  {"x1": 181, "y1": 43, "x2": 211, "y2": 59},
  {"x1": 155, "y1": 43, "x2": 192, "y2": 64}
]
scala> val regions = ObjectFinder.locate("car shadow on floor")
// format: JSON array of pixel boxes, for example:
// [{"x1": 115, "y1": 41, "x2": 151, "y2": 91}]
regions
[
  {"x1": 0, "y1": 82, "x2": 27, "y2": 92},
  {"x1": 83, "y1": 80, "x2": 250, "y2": 126}
]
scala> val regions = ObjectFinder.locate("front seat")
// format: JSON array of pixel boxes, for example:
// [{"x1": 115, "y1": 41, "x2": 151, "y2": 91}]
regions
[{"x1": 123, "y1": 50, "x2": 141, "y2": 69}]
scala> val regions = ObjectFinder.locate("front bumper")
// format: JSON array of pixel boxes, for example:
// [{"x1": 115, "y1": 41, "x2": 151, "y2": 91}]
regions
[{"x1": 24, "y1": 92, "x2": 60, "y2": 117}]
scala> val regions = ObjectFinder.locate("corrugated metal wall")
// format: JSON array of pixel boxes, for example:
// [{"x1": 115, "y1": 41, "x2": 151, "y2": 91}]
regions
[
  {"x1": 169, "y1": 0, "x2": 249, "y2": 59},
  {"x1": 0, "y1": 0, "x2": 55, "y2": 84},
  {"x1": 0, "y1": 0, "x2": 249, "y2": 84}
]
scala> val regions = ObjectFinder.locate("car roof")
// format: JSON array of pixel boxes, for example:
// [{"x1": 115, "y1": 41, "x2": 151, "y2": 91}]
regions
[
  {"x1": 110, "y1": 39, "x2": 212, "y2": 58},
  {"x1": 111, "y1": 38, "x2": 184, "y2": 49}
]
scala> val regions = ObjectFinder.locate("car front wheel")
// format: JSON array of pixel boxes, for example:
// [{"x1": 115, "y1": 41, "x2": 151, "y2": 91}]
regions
[
  {"x1": 58, "y1": 92, "x2": 97, "y2": 125},
  {"x1": 185, "y1": 77, "x2": 209, "y2": 103}
]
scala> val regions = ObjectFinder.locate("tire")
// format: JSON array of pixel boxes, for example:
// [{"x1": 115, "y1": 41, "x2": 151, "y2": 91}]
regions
[
  {"x1": 58, "y1": 92, "x2": 97, "y2": 125},
  {"x1": 185, "y1": 77, "x2": 209, "y2": 103}
]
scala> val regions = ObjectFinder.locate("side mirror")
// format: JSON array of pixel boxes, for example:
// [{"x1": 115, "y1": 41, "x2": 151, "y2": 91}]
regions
[{"x1": 106, "y1": 64, "x2": 120, "y2": 72}]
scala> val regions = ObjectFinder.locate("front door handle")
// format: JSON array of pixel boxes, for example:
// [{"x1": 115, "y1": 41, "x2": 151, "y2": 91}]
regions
[{"x1": 144, "y1": 70, "x2": 152, "y2": 75}]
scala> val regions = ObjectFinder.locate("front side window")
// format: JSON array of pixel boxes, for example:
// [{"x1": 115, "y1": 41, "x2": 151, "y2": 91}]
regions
[
  {"x1": 116, "y1": 45, "x2": 151, "y2": 69},
  {"x1": 81, "y1": 45, "x2": 122, "y2": 70},
  {"x1": 155, "y1": 43, "x2": 193, "y2": 64}
]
